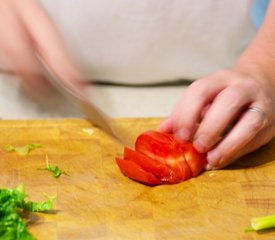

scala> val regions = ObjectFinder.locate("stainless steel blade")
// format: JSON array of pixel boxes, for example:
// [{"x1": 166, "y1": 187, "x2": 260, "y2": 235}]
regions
[{"x1": 36, "y1": 55, "x2": 132, "y2": 145}]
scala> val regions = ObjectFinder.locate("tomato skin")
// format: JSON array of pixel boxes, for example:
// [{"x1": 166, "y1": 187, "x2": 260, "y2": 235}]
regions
[{"x1": 116, "y1": 130, "x2": 206, "y2": 185}]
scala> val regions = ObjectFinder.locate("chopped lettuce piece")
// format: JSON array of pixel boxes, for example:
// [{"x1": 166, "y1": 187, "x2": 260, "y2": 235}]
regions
[
  {"x1": 4, "y1": 143, "x2": 42, "y2": 156},
  {"x1": 0, "y1": 184, "x2": 55, "y2": 239}
]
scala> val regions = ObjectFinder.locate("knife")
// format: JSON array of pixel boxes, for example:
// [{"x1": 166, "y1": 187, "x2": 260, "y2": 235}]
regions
[{"x1": 36, "y1": 54, "x2": 131, "y2": 146}]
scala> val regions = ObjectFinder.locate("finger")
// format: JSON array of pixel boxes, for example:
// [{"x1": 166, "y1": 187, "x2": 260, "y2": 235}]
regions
[
  {"x1": 205, "y1": 104, "x2": 267, "y2": 169},
  {"x1": 200, "y1": 104, "x2": 211, "y2": 119},
  {"x1": 0, "y1": 49, "x2": 14, "y2": 73},
  {"x1": 193, "y1": 84, "x2": 252, "y2": 153},
  {"x1": 169, "y1": 75, "x2": 228, "y2": 140},
  {"x1": 0, "y1": 4, "x2": 55, "y2": 99},
  {"x1": 229, "y1": 124, "x2": 275, "y2": 163},
  {"x1": 0, "y1": 3, "x2": 41, "y2": 75},
  {"x1": 158, "y1": 118, "x2": 173, "y2": 133}
]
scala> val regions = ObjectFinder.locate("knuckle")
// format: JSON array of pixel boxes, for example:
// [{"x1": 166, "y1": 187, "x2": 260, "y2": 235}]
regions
[
  {"x1": 218, "y1": 88, "x2": 246, "y2": 112},
  {"x1": 188, "y1": 78, "x2": 207, "y2": 92},
  {"x1": 187, "y1": 78, "x2": 211, "y2": 99},
  {"x1": 227, "y1": 98, "x2": 242, "y2": 112}
]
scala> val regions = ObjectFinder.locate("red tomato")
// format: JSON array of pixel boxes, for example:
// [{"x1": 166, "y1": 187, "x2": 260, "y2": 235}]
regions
[{"x1": 116, "y1": 130, "x2": 206, "y2": 185}]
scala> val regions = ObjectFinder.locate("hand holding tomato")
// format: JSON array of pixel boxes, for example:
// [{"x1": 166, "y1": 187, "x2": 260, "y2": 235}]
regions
[
  {"x1": 159, "y1": 1, "x2": 275, "y2": 170},
  {"x1": 116, "y1": 131, "x2": 206, "y2": 185},
  {"x1": 159, "y1": 69, "x2": 275, "y2": 170}
]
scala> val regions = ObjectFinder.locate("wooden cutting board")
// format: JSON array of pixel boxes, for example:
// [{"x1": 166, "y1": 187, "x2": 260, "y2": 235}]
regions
[{"x1": 0, "y1": 118, "x2": 275, "y2": 240}]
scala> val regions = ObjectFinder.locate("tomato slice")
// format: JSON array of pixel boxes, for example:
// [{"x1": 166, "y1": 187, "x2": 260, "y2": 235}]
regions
[
  {"x1": 124, "y1": 147, "x2": 171, "y2": 179},
  {"x1": 180, "y1": 143, "x2": 206, "y2": 177},
  {"x1": 168, "y1": 160, "x2": 192, "y2": 183},
  {"x1": 116, "y1": 158, "x2": 162, "y2": 185},
  {"x1": 135, "y1": 131, "x2": 182, "y2": 163}
]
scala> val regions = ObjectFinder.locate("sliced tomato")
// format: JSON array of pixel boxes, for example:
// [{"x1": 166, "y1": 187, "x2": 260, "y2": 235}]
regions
[
  {"x1": 135, "y1": 130, "x2": 182, "y2": 163},
  {"x1": 163, "y1": 159, "x2": 192, "y2": 184},
  {"x1": 123, "y1": 147, "x2": 171, "y2": 179},
  {"x1": 180, "y1": 143, "x2": 206, "y2": 177},
  {"x1": 116, "y1": 158, "x2": 162, "y2": 185},
  {"x1": 116, "y1": 130, "x2": 206, "y2": 185}
]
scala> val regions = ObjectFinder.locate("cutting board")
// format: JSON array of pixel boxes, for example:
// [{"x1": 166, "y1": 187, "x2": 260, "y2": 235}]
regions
[{"x1": 0, "y1": 118, "x2": 275, "y2": 240}]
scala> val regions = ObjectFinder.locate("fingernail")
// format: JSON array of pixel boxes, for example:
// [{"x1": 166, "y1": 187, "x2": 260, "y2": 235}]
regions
[
  {"x1": 174, "y1": 128, "x2": 191, "y2": 141},
  {"x1": 207, "y1": 149, "x2": 221, "y2": 167},
  {"x1": 193, "y1": 134, "x2": 212, "y2": 152},
  {"x1": 205, "y1": 164, "x2": 214, "y2": 171}
]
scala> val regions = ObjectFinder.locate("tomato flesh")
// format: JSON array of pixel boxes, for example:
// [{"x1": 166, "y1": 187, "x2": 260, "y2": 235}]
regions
[
  {"x1": 116, "y1": 158, "x2": 162, "y2": 185},
  {"x1": 124, "y1": 147, "x2": 171, "y2": 179}
]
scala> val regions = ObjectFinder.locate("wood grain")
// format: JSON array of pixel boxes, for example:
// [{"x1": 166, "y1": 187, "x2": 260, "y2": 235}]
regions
[{"x1": 0, "y1": 118, "x2": 275, "y2": 240}]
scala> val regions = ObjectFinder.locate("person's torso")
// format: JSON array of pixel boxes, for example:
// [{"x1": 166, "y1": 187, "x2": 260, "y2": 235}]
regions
[{"x1": 41, "y1": 0, "x2": 256, "y2": 83}]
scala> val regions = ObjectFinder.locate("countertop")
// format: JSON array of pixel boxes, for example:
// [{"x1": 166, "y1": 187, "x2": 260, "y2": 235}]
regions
[{"x1": 0, "y1": 118, "x2": 275, "y2": 239}]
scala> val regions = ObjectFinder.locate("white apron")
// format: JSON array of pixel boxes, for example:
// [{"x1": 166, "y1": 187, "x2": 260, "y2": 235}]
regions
[{"x1": 40, "y1": 0, "x2": 257, "y2": 83}]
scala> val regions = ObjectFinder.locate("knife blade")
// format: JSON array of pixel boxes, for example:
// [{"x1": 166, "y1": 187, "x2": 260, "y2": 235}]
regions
[{"x1": 36, "y1": 54, "x2": 131, "y2": 146}]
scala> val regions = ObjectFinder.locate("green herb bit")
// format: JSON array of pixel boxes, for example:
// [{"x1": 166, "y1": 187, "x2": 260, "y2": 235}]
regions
[
  {"x1": 4, "y1": 143, "x2": 42, "y2": 156},
  {"x1": 39, "y1": 155, "x2": 69, "y2": 178},
  {"x1": 0, "y1": 184, "x2": 55, "y2": 240},
  {"x1": 246, "y1": 214, "x2": 275, "y2": 232}
]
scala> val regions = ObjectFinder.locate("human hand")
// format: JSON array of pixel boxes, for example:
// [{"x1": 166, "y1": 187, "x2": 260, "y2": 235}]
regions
[
  {"x1": 159, "y1": 69, "x2": 275, "y2": 170},
  {"x1": 0, "y1": 0, "x2": 83, "y2": 102}
]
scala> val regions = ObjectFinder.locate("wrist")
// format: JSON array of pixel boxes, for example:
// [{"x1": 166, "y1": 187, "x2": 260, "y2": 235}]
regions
[{"x1": 234, "y1": 50, "x2": 275, "y2": 86}]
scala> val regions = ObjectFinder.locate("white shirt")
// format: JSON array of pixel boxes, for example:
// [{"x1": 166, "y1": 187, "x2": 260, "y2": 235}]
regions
[{"x1": 41, "y1": 0, "x2": 256, "y2": 83}]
